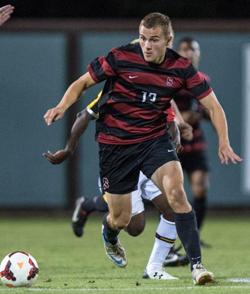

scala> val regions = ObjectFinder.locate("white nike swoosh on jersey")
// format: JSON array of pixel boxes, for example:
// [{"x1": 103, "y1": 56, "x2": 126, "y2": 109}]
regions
[
  {"x1": 167, "y1": 149, "x2": 174, "y2": 152},
  {"x1": 128, "y1": 75, "x2": 138, "y2": 79}
]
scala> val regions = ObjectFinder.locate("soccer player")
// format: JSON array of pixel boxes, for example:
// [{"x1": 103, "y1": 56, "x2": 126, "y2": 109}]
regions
[
  {"x1": 0, "y1": 5, "x2": 14, "y2": 26},
  {"x1": 44, "y1": 93, "x2": 191, "y2": 279},
  {"x1": 176, "y1": 37, "x2": 211, "y2": 238},
  {"x1": 44, "y1": 12, "x2": 241, "y2": 284},
  {"x1": 165, "y1": 37, "x2": 216, "y2": 267}
]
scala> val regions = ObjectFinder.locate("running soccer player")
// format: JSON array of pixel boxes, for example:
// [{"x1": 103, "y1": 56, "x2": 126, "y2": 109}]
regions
[
  {"x1": 44, "y1": 12, "x2": 241, "y2": 284},
  {"x1": 44, "y1": 92, "x2": 191, "y2": 279},
  {"x1": 0, "y1": 5, "x2": 14, "y2": 26}
]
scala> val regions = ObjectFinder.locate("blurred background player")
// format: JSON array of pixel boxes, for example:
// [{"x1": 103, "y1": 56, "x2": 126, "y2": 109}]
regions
[
  {"x1": 165, "y1": 37, "x2": 213, "y2": 267},
  {"x1": 0, "y1": 5, "x2": 14, "y2": 26},
  {"x1": 44, "y1": 91, "x2": 193, "y2": 279}
]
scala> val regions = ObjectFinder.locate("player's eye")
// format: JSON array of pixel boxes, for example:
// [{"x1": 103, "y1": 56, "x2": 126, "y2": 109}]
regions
[{"x1": 139, "y1": 35, "x2": 146, "y2": 42}]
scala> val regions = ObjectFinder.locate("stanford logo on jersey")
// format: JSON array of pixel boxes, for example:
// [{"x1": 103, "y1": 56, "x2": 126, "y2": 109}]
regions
[
  {"x1": 102, "y1": 177, "x2": 110, "y2": 191},
  {"x1": 166, "y1": 77, "x2": 174, "y2": 87}
]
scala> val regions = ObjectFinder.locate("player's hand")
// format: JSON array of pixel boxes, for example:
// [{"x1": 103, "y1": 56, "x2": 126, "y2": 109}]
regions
[
  {"x1": 0, "y1": 5, "x2": 14, "y2": 26},
  {"x1": 179, "y1": 122, "x2": 193, "y2": 141},
  {"x1": 43, "y1": 149, "x2": 71, "y2": 164},
  {"x1": 218, "y1": 143, "x2": 242, "y2": 165},
  {"x1": 44, "y1": 106, "x2": 65, "y2": 126},
  {"x1": 167, "y1": 121, "x2": 182, "y2": 152}
]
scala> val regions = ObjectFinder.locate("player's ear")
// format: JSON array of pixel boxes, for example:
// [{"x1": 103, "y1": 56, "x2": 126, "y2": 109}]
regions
[{"x1": 166, "y1": 35, "x2": 173, "y2": 48}]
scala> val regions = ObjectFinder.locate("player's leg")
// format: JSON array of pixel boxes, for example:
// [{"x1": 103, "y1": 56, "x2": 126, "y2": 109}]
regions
[
  {"x1": 72, "y1": 195, "x2": 108, "y2": 237},
  {"x1": 184, "y1": 151, "x2": 210, "y2": 247},
  {"x1": 102, "y1": 193, "x2": 131, "y2": 267},
  {"x1": 151, "y1": 161, "x2": 213, "y2": 284},
  {"x1": 152, "y1": 190, "x2": 189, "y2": 268},
  {"x1": 143, "y1": 214, "x2": 178, "y2": 280},
  {"x1": 125, "y1": 186, "x2": 146, "y2": 236},
  {"x1": 150, "y1": 194, "x2": 188, "y2": 268},
  {"x1": 189, "y1": 170, "x2": 209, "y2": 231},
  {"x1": 99, "y1": 141, "x2": 142, "y2": 267},
  {"x1": 139, "y1": 178, "x2": 175, "y2": 277}
]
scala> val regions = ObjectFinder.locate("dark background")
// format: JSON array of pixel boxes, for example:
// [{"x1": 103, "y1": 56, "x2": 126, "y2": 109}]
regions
[
  {"x1": 1, "y1": 1, "x2": 250, "y2": 210},
  {"x1": 1, "y1": 0, "x2": 250, "y2": 19}
]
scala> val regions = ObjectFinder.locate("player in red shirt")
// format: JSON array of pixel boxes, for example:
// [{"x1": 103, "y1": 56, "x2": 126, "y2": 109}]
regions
[
  {"x1": 165, "y1": 37, "x2": 215, "y2": 267},
  {"x1": 44, "y1": 13, "x2": 241, "y2": 284},
  {"x1": 44, "y1": 92, "x2": 191, "y2": 279}
]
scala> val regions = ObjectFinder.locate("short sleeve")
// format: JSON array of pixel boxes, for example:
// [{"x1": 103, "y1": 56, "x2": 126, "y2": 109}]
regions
[
  {"x1": 87, "y1": 49, "x2": 118, "y2": 83},
  {"x1": 185, "y1": 64, "x2": 212, "y2": 100}
]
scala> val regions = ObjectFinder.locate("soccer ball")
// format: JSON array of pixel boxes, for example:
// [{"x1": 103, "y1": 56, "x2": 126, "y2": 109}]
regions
[{"x1": 0, "y1": 251, "x2": 39, "y2": 287}]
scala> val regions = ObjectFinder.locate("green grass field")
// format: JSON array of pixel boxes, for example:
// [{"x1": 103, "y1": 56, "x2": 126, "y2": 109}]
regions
[{"x1": 0, "y1": 214, "x2": 250, "y2": 294}]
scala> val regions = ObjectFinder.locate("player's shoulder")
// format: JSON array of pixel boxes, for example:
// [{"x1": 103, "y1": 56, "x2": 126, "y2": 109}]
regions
[
  {"x1": 166, "y1": 48, "x2": 192, "y2": 68},
  {"x1": 198, "y1": 71, "x2": 211, "y2": 83}
]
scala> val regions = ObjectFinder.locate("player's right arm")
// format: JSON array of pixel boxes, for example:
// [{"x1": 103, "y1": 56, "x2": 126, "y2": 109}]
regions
[
  {"x1": 43, "y1": 94, "x2": 100, "y2": 164},
  {"x1": 44, "y1": 47, "x2": 118, "y2": 126},
  {"x1": 44, "y1": 72, "x2": 96, "y2": 126}
]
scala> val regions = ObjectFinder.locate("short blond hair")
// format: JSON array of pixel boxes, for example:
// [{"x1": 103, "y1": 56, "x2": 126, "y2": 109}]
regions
[{"x1": 140, "y1": 12, "x2": 173, "y2": 39}]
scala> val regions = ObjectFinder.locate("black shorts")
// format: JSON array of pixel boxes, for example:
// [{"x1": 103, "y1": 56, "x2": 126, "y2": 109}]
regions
[
  {"x1": 99, "y1": 135, "x2": 179, "y2": 194},
  {"x1": 178, "y1": 151, "x2": 209, "y2": 174}
]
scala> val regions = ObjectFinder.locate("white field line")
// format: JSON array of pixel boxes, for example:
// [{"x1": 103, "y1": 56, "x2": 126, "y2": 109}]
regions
[
  {"x1": 24, "y1": 285, "x2": 250, "y2": 291},
  {"x1": 0, "y1": 285, "x2": 250, "y2": 292}
]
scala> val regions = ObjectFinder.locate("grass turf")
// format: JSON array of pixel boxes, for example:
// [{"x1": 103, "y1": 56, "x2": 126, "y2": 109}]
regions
[{"x1": 0, "y1": 214, "x2": 250, "y2": 293}]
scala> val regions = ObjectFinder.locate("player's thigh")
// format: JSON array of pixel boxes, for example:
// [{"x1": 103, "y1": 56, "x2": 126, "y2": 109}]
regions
[
  {"x1": 151, "y1": 160, "x2": 184, "y2": 193},
  {"x1": 99, "y1": 143, "x2": 140, "y2": 194},
  {"x1": 151, "y1": 161, "x2": 191, "y2": 212},
  {"x1": 141, "y1": 135, "x2": 179, "y2": 181}
]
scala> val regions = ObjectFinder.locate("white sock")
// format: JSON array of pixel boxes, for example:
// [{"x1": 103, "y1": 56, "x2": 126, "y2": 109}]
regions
[{"x1": 146, "y1": 215, "x2": 177, "y2": 272}]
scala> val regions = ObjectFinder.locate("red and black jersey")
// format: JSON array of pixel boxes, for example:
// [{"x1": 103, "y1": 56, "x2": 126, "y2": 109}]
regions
[
  {"x1": 88, "y1": 43, "x2": 212, "y2": 145},
  {"x1": 173, "y1": 71, "x2": 210, "y2": 153}
]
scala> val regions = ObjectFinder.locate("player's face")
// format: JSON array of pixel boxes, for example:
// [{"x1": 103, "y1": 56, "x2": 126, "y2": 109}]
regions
[
  {"x1": 139, "y1": 25, "x2": 170, "y2": 64},
  {"x1": 178, "y1": 41, "x2": 200, "y2": 68}
]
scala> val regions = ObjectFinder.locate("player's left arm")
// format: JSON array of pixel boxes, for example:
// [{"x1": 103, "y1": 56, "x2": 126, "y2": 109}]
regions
[{"x1": 199, "y1": 91, "x2": 242, "y2": 164}]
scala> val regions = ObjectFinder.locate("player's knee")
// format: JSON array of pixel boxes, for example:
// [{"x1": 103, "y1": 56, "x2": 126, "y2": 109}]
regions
[
  {"x1": 112, "y1": 214, "x2": 131, "y2": 230},
  {"x1": 161, "y1": 210, "x2": 175, "y2": 222},
  {"x1": 167, "y1": 184, "x2": 190, "y2": 212},
  {"x1": 192, "y1": 182, "x2": 208, "y2": 198},
  {"x1": 126, "y1": 221, "x2": 145, "y2": 236}
]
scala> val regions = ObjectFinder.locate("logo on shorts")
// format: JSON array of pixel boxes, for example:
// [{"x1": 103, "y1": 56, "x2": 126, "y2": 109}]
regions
[
  {"x1": 102, "y1": 177, "x2": 109, "y2": 191},
  {"x1": 166, "y1": 77, "x2": 174, "y2": 87}
]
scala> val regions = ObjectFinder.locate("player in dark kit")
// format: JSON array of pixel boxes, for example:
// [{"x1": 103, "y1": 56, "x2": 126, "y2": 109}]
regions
[
  {"x1": 176, "y1": 37, "x2": 211, "y2": 235},
  {"x1": 44, "y1": 90, "x2": 192, "y2": 279},
  {"x1": 44, "y1": 13, "x2": 241, "y2": 285},
  {"x1": 165, "y1": 37, "x2": 214, "y2": 267}
]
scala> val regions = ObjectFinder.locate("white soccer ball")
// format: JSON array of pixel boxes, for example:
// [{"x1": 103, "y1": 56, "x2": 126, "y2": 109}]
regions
[{"x1": 0, "y1": 251, "x2": 39, "y2": 287}]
